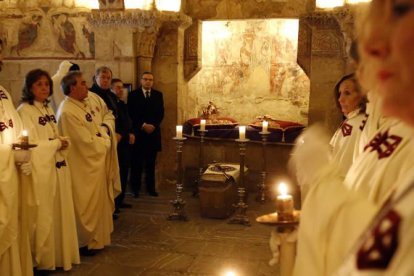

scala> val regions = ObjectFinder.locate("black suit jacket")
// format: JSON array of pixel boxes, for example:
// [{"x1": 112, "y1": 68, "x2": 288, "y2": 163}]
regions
[{"x1": 128, "y1": 87, "x2": 164, "y2": 152}]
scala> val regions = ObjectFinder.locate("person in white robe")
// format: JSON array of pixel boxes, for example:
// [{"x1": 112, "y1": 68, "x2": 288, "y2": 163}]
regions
[
  {"x1": 17, "y1": 69, "x2": 80, "y2": 271},
  {"x1": 51, "y1": 60, "x2": 80, "y2": 112},
  {"x1": 56, "y1": 71, "x2": 120, "y2": 254},
  {"x1": 334, "y1": 0, "x2": 414, "y2": 274},
  {"x1": 0, "y1": 85, "x2": 25, "y2": 276},
  {"x1": 292, "y1": 42, "x2": 414, "y2": 276},
  {"x1": 329, "y1": 73, "x2": 366, "y2": 177},
  {"x1": 0, "y1": 38, "x2": 34, "y2": 276}
]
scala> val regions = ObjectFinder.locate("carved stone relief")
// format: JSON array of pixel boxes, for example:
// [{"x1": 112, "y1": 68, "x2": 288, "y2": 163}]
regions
[
  {"x1": 299, "y1": 12, "x2": 343, "y2": 58},
  {"x1": 297, "y1": 21, "x2": 311, "y2": 76},
  {"x1": 135, "y1": 28, "x2": 159, "y2": 58},
  {"x1": 312, "y1": 29, "x2": 342, "y2": 57},
  {"x1": 184, "y1": 20, "x2": 201, "y2": 80},
  {"x1": 99, "y1": 0, "x2": 124, "y2": 10}
]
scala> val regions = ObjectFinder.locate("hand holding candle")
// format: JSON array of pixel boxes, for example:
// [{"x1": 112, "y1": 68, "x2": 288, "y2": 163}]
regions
[
  {"x1": 176, "y1": 125, "x2": 183, "y2": 139},
  {"x1": 21, "y1": 130, "x2": 29, "y2": 145},
  {"x1": 200, "y1": 119, "x2": 206, "y2": 131},
  {"x1": 276, "y1": 182, "x2": 294, "y2": 221},
  {"x1": 262, "y1": 121, "x2": 269, "y2": 133},
  {"x1": 239, "y1": 126, "x2": 246, "y2": 140}
]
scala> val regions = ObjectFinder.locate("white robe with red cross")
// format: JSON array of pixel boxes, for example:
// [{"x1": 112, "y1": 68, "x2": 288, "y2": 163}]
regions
[
  {"x1": 0, "y1": 86, "x2": 25, "y2": 276},
  {"x1": 336, "y1": 150, "x2": 414, "y2": 276},
  {"x1": 57, "y1": 93, "x2": 120, "y2": 250},
  {"x1": 18, "y1": 101, "x2": 80, "y2": 271},
  {"x1": 294, "y1": 119, "x2": 413, "y2": 276},
  {"x1": 330, "y1": 109, "x2": 366, "y2": 177}
]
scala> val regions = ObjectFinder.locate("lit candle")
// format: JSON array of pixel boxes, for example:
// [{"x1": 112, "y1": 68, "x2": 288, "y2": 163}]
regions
[
  {"x1": 239, "y1": 126, "x2": 246, "y2": 140},
  {"x1": 176, "y1": 125, "x2": 183, "y2": 139},
  {"x1": 200, "y1": 119, "x2": 206, "y2": 131},
  {"x1": 21, "y1": 130, "x2": 29, "y2": 145},
  {"x1": 262, "y1": 120, "x2": 269, "y2": 133},
  {"x1": 276, "y1": 182, "x2": 294, "y2": 221}
]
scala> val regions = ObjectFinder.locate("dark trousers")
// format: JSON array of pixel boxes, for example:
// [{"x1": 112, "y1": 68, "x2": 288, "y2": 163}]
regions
[
  {"x1": 115, "y1": 142, "x2": 131, "y2": 208},
  {"x1": 130, "y1": 148, "x2": 158, "y2": 195}
]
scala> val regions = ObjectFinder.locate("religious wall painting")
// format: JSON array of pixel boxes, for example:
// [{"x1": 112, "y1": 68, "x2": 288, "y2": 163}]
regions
[
  {"x1": 188, "y1": 19, "x2": 310, "y2": 125},
  {"x1": 158, "y1": 28, "x2": 176, "y2": 57},
  {"x1": 52, "y1": 13, "x2": 85, "y2": 57},
  {"x1": 1, "y1": 9, "x2": 95, "y2": 59},
  {"x1": 99, "y1": 0, "x2": 124, "y2": 10},
  {"x1": 10, "y1": 13, "x2": 43, "y2": 56}
]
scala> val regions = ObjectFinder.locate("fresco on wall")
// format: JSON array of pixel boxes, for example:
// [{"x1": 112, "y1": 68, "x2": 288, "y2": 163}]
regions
[
  {"x1": 1, "y1": 9, "x2": 95, "y2": 59},
  {"x1": 99, "y1": 0, "x2": 124, "y2": 10},
  {"x1": 187, "y1": 19, "x2": 310, "y2": 125}
]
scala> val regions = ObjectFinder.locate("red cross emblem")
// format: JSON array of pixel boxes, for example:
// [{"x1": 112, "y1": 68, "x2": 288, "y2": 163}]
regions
[
  {"x1": 38, "y1": 116, "x2": 47, "y2": 126},
  {"x1": 341, "y1": 122, "x2": 353, "y2": 137},
  {"x1": 360, "y1": 114, "x2": 368, "y2": 131},
  {"x1": 85, "y1": 113, "x2": 92, "y2": 122},
  {"x1": 0, "y1": 121, "x2": 7, "y2": 131},
  {"x1": 364, "y1": 130, "x2": 402, "y2": 159},
  {"x1": 357, "y1": 209, "x2": 400, "y2": 270},
  {"x1": 0, "y1": 90, "x2": 8, "y2": 99}
]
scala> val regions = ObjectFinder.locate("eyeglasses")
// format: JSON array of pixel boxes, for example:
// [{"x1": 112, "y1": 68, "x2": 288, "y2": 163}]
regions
[{"x1": 142, "y1": 78, "x2": 154, "y2": 81}]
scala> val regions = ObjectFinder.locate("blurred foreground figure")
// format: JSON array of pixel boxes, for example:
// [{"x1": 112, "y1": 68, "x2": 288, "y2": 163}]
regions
[
  {"x1": 337, "y1": 0, "x2": 414, "y2": 274},
  {"x1": 292, "y1": 1, "x2": 414, "y2": 274},
  {"x1": 0, "y1": 38, "x2": 33, "y2": 276}
]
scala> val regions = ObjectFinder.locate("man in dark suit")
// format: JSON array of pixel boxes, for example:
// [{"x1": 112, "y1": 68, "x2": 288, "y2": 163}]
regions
[{"x1": 128, "y1": 72, "x2": 164, "y2": 197}]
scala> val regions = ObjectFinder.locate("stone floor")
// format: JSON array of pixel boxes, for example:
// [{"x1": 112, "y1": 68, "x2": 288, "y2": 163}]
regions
[{"x1": 51, "y1": 188, "x2": 280, "y2": 276}]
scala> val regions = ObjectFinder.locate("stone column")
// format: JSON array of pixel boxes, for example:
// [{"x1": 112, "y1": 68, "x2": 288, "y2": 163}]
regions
[{"x1": 298, "y1": 12, "x2": 346, "y2": 132}]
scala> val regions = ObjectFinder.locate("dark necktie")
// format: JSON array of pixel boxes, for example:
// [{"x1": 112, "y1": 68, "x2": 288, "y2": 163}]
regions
[{"x1": 145, "y1": 90, "x2": 150, "y2": 99}]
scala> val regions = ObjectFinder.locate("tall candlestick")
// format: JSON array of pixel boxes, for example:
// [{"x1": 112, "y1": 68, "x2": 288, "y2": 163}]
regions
[
  {"x1": 239, "y1": 126, "x2": 246, "y2": 140},
  {"x1": 176, "y1": 125, "x2": 183, "y2": 139},
  {"x1": 276, "y1": 182, "x2": 294, "y2": 221},
  {"x1": 21, "y1": 130, "x2": 29, "y2": 145},
  {"x1": 262, "y1": 121, "x2": 269, "y2": 133},
  {"x1": 200, "y1": 119, "x2": 206, "y2": 131}
]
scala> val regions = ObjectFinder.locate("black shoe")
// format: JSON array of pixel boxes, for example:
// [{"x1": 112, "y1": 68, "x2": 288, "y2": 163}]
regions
[
  {"x1": 120, "y1": 203, "x2": 132, "y2": 208},
  {"x1": 113, "y1": 213, "x2": 119, "y2": 220},
  {"x1": 79, "y1": 246, "x2": 96, "y2": 256},
  {"x1": 33, "y1": 268, "x2": 50, "y2": 276},
  {"x1": 148, "y1": 192, "x2": 159, "y2": 197}
]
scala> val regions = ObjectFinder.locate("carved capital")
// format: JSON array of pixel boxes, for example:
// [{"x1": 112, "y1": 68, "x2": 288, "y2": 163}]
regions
[
  {"x1": 88, "y1": 10, "x2": 158, "y2": 28},
  {"x1": 300, "y1": 11, "x2": 339, "y2": 29},
  {"x1": 299, "y1": 10, "x2": 344, "y2": 58},
  {"x1": 88, "y1": 10, "x2": 191, "y2": 29},
  {"x1": 135, "y1": 28, "x2": 159, "y2": 58}
]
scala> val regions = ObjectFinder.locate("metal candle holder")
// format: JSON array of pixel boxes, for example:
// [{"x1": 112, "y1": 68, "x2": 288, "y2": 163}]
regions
[
  {"x1": 256, "y1": 131, "x2": 270, "y2": 203},
  {"x1": 193, "y1": 129, "x2": 208, "y2": 197},
  {"x1": 228, "y1": 138, "x2": 250, "y2": 226},
  {"x1": 167, "y1": 137, "x2": 188, "y2": 221}
]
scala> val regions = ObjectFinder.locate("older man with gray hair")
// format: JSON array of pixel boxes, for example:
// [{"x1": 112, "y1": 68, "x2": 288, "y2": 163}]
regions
[{"x1": 57, "y1": 71, "x2": 120, "y2": 256}]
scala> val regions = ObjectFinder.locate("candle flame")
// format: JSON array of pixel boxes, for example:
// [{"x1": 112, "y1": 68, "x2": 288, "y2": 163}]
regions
[
  {"x1": 278, "y1": 182, "x2": 288, "y2": 196},
  {"x1": 22, "y1": 130, "x2": 28, "y2": 136}
]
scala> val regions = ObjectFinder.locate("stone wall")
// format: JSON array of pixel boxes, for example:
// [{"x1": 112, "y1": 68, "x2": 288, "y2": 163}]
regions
[{"x1": 0, "y1": 0, "x2": 360, "y2": 188}]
